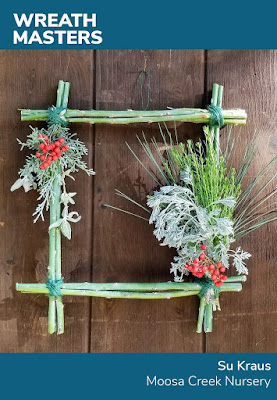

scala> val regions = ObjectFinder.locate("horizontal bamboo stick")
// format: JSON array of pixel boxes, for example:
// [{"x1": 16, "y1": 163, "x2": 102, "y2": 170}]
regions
[
  {"x1": 16, "y1": 281, "x2": 243, "y2": 298},
  {"x1": 20, "y1": 108, "x2": 247, "y2": 125}
]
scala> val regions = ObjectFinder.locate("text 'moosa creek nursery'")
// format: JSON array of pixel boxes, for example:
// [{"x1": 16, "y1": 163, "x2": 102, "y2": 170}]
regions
[{"x1": 146, "y1": 360, "x2": 272, "y2": 389}]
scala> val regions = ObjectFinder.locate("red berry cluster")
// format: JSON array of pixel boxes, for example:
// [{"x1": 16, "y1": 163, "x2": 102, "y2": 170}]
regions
[
  {"x1": 35, "y1": 134, "x2": 69, "y2": 170},
  {"x1": 185, "y1": 244, "x2": 228, "y2": 287}
]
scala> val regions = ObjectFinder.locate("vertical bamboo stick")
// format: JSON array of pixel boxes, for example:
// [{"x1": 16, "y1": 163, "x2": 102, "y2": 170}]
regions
[
  {"x1": 214, "y1": 85, "x2": 224, "y2": 160},
  {"x1": 55, "y1": 179, "x2": 64, "y2": 334},
  {"x1": 204, "y1": 303, "x2": 213, "y2": 333},
  {"x1": 196, "y1": 297, "x2": 206, "y2": 333},
  {"x1": 55, "y1": 80, "x2": 70, "y2": 334},
  {"x1": 210, "y1": 83, "x2": 219, "y2": 142},
  {"x1": 48, "y1": 195, "x2": 57, "y2": 334},
  {"x1": 48, "y1": 80, "x2": 66, "y2": 334}
]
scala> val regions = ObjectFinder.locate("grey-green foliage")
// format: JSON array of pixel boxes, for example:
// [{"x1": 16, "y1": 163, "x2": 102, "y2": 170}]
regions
[
  {"x1": 147, "y1": 169, "x2": 250, "y2": 281},
  {"x1": 11, "y1": 124, "x2": 95, "y2": 234}
]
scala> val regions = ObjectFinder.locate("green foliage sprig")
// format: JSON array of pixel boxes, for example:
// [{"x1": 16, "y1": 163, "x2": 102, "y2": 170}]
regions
[
  {"x1": 110, "y1": 124, "x2": 277, "y2": 281},
  {"x1": 11, "y1": 124, "x2": 94, "y2": 236}
]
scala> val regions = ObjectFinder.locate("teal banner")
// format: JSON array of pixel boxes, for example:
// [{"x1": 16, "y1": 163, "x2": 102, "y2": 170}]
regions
[
  {"x1": 0, "y1": 353, "x2": 275, "y2": 399},
  {"x1": 0, "y1": 0, "x2": 276, "y2": 49}
]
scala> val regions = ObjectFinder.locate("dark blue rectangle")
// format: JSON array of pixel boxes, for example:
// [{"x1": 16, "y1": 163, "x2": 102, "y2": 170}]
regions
[
  {"x1": 0, "y1": 1, "x2": 276, "y2": 49},
  {"x1": 0, "y1": 353, "x2": 275, "y2": 399}
]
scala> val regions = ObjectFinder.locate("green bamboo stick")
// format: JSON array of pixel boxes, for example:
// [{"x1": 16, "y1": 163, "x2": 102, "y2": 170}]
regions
[
  {"x1": 214, "y1": 84, "x2": 224, "y2": 160},
  {"x1": 16, "y1": 288, "x2": 200, "y2": 299},
  {"x1": 65, "y1": 116, "x2": 246, "y2": 125},
  {"x1": 210, "y1": 83, "x2": 219, "y2": 143},
  {"x1": 226, "y1": 276, "x2": 247, "y2": 282},
  {"x1": 196, "y1": 297, "x2": 206, "y2": 333},
  {"x1": 56, "y1": 80, "x2": 65, "y2": 108},
  {"x1": 55, "y1": 80, "x2": 70, "y2": 334},
  {"x1": 16, "y1": 281, "x2": 243, "y2": 295},
  {"x1": 20, "y1": 107, "x2": 246, "y2": 119},
  {"x1": 204, "y1": 302, "x2": 213, "y2": 333},
  {"x1": 54, "y1": 177, "x2": 64, "y2": 334},
  {"x1": 20, "y1": 109, "x2": 247, "y2": 125},
  {"x1": 48, "y1": 185, "x2": 57, "y2": 334}
]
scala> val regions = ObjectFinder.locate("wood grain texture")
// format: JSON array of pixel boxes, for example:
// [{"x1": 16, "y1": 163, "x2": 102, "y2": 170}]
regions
[
  {"x1": 206, "y1": 50, "x2": 277, "y2": 352},
  {"x1": 0, "y1": 49, "x2": 276, "y2": 352},
  {"x1": 91, "y1": 50, "x2": 205, "y2": 352},
  {"x1": 0, "y1": 50, "x2": 94, "y2": 352}
]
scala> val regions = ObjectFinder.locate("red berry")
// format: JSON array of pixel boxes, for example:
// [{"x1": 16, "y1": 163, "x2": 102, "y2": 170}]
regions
[
  {"x1": 60, "y1": 138, "x2": 65, "y2": 144},
  {"x1": 214, "y1": 270, "x2": 219, "y2": 276},
  {"x1": 202, "y1": 266, "x2": 208, "y2": 272},
  {"x1": 55, "y1": 140, "x2": 61, "y2": 147},
  {"x1": 65, "y1": 144, "x2": 69, "y2": 149},
  {"x1": 47, "y1": 156, "x2": 53, "y2": 161},
  {"x1": 50, "y1": 151, "x2": 56, "y2": 156},
  {"x1": 39, "y1": 164, "x2": 44, "y2": 169},
  {"x1": 39, "y1": 143, "x2": 45, "y2": 150},
  {"x1": 215, "y1": 282, "x2": 220, "y2": 287},
  {"x1": 209, "y1": 264, "x2": 215, "y2": 270},
  {"x1": 45, "y1": 145, "x2": 51, "y2": 151},
  {"x1": 222, "y1": 275, "x2": 227, "y2": 281},
  {"x1": 38, "y1": 134, "x2": 43, "y2": 139},
  {"x1": 211, "y1": 274, "x2": 217, "y2": 281},
  {"x1": 53, "y1": 155, "x2": 58, "y2": 161},
  {"x1": 217, "y1": 262, "x2": 222, "y2": 268},
  {"x1": 61, "y1": 146, "x2": 66, "y2": 152},
  {"x1": 218, "y1": 281, "x2": 223, "y2": 287},
  {"x1": 201, "y1": 244, "x2": 207, "y2": 251},
  {"x1": 199, "y1": 253, "x2": 205, "y2": 260},
  {"x1": 219, "y1": 266, "x2": 226, "y2": 273},
  {"x1": 40, "y1": 155, "x2": 46, "y2": 161},
  {"x1": 36, "y1": 152, "x2": 41, "y2": 157},
  {"x1": 198, "y1": 273, "x2": 204, "y2": 278},
  {"x1": 193, "y1": 258, "x2": 199, "y2": 264}
]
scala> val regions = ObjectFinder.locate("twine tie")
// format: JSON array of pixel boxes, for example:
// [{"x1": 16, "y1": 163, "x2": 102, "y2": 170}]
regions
[
  {"x1": 195, "y1": 278, "x2": 220, "y2": 299},
  {"x1": 47, "y1": 106, "x2": 68, "y2": 127},
  {"x1": 46, "y1": 278, "x2": 64, "y2": 297},
  {"x1": 207, "y1": 104, "x2": 224, "y2": 128}
]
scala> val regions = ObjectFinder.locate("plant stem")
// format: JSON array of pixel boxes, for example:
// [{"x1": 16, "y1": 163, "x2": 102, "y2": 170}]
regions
[
  {"x1": 210, "y1": 83, "x2": 219, "y2": 146},
  {"x1": 214, "y1": 84, "x2": 224, "y2": 161},
  {"x1": 54, "y1": 176, "x2": 64, "y2": 334},
  {"x1": 204, "y1": 302, "x2": 213, "y2": 332},
  {"x1": 48, "y1": 188, "x2": 57, "y2": 334},
  {"x1": 226, "y1": 276, "x2": 247, "y2": 282},
  {"x1": 196, "y1": 297, "x2": 206, "y2": 333},
  {"x1": 54, "y1": 80, "x2": 70, "y2": 334},
  {"x1": 16, "y1": 287, "x2": 200, "y2": 299},
  {"x1": 20, "y1": 108, "x2": 247, "y2": 125},
  {"x1": 56, "y1": 80, "x2": 65, "y2": 108},
  {"x1": 16, "y1": 281, "x2": 243, "y2": 295}
]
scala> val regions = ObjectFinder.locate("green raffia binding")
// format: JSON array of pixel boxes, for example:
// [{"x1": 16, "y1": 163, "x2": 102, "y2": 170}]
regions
[
  {"x1": 46, "y1": 278, "x2": 64, "y2": 297},
  {"x1": 207, "y1": 104, "x2": 224, "y2": 128},
  {"x1": 47, "y1": 106, "x2": 68, "y2": 127}
]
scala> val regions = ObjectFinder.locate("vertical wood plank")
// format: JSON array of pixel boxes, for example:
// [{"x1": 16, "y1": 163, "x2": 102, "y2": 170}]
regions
[
  {"x1": 0, "y1": 50, "x2": 93, "y2": 352},
  {"x1": 91, "y1": 50, "x2": 205, "y2": 352},
  {"x1": 206, "y1": 50, "x2": 277, "y2": 352}
]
